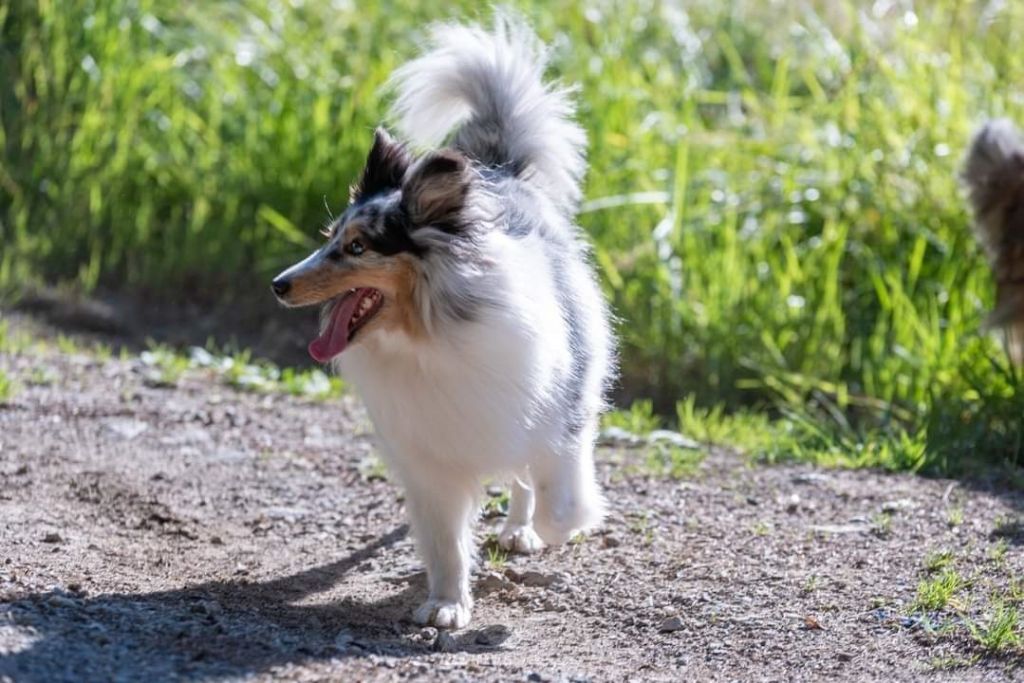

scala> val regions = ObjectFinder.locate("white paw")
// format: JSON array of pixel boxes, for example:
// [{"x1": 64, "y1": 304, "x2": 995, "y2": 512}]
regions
[
  {"x1": 498, "y1": 524, "x2": 545, "y2": 554},
  {"x1": 413, "y1": 598, "x2": 472, "y2": 629}
]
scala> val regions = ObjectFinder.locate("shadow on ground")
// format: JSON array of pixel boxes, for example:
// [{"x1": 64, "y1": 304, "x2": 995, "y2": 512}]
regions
[{"x1": 0, "y1": 525, "x2": 504, "y2": 682}]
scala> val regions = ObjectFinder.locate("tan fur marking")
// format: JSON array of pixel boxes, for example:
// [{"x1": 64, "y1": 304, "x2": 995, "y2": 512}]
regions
[{"x1": 284, "y1": 250, "x2": 425, "y2": 341}]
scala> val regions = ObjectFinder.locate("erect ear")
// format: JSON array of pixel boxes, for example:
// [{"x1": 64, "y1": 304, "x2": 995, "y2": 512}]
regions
[
  {"x1": 400, "y1": 150, "x2": 470, "y2": 228},
  {"x1": 351, "y1": 127, "x2": 412, "y2": 202}
]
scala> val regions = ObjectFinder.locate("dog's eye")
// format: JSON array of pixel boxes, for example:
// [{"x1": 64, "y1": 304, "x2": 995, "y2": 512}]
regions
[{"x1": 346, "y1": 240, "x2": 366, "y2": 256}]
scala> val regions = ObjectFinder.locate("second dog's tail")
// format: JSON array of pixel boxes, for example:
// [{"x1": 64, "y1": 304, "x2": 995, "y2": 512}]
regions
[
  {"x1": 963, "y1": 119, "x2": 1024, "y2": 262},
  {"x1": 389, "y1": 14, "x2": 586, "y2": 213}
]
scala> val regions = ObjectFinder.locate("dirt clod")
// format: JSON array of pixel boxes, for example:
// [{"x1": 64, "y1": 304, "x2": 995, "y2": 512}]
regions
[{"x1": 658, "y1": 616, "x2": 685, "y2": 633}]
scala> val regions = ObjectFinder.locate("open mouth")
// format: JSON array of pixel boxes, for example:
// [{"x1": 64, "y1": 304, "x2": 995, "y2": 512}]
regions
[{"x1": 308, "y1": 288, "x2": 384, "y2": 362}]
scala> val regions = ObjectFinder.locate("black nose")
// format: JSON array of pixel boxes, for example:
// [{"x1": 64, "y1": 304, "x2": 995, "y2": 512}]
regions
[{"x1": 271, "y1": 278, "x2": 291, "y2": 297}]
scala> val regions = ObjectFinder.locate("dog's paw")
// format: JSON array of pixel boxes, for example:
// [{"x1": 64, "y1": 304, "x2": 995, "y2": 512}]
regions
[
  {"x1": 413, "y1": 598, "x2": 472, "y2": 630},
  {"x1": 498, "y1": 523, "x2": 545, "y2": 554}
]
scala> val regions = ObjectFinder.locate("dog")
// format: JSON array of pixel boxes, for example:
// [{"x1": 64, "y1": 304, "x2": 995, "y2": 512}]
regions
[
  {"x1": 963, "y1": 119, "x2": 1024, "y2": 363},
  {"x1": 271, "y1": 16, "x2": 613, "y2": 629}
]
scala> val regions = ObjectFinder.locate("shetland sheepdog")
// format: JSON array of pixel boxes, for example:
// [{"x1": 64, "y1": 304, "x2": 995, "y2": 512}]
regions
[
  {"x1": 964, "y1": 119, "x2": 1024, "y2": 363},
  {"x1": 271, "y1": 16, "x2": 613, "y2": 629}
]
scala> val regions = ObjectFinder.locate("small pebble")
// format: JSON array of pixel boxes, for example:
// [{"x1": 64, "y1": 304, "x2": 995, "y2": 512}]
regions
[
  {"x1": 659, "y1": 616, "x2": 685, "y2": 632},
  {"x1": 42, "y1": 532, "x2": 62, "y2": 544}
]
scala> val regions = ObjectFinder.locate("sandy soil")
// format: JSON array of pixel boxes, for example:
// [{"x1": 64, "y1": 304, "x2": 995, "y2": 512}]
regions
[{"x1": 1, "y1": 318, "x2": 1022, "y2": 682}]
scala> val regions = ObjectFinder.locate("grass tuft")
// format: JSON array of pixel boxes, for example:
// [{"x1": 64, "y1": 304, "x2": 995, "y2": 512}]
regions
[
  {"x1": 0, "y1": 369, "x2": 14, "y2": 401},
  {"x1": 923, "y1": 549, "x2": 955, "y2": 574},
  {"x1": 913, "y1": 568, "x2": 967, "y2": 612},
  {"x1": 968, "y1": 602, "x2": 1022, "y2": 654}
]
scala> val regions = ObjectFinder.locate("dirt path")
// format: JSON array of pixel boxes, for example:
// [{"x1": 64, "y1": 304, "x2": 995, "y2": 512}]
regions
[{"x1": 1, "y1": 330, "x2": 1022, "y2": 681}]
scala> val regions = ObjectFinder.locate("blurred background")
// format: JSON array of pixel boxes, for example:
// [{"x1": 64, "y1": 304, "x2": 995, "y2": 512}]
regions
[{"x1": 2, "y1": 0, "x2": 1023, "y2": 478}]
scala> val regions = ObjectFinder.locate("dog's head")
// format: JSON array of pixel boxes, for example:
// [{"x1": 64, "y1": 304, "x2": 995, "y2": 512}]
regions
[{"x1": 271, "y1": 128, "x2": 471, "y2": 362}]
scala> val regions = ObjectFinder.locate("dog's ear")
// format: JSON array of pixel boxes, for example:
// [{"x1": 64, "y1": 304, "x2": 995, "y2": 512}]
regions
[
  {"x1": 351, "y1": 128, "x2": 412, "y2": 202},
  {"x1": 401, "y1": 150, "x2": 470, "y2": 229}
]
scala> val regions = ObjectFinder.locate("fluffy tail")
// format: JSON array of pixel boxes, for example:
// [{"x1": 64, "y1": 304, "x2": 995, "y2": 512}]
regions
[
  {"x1": 963, "y1": 119, "x2": 1024, "y2": 262},
  {"x1": 388, "y1": 14, "x2": 587, "y2": 212},
  {"x1": 963, "y1": 119, "x2": 1024, "y2": 362}
]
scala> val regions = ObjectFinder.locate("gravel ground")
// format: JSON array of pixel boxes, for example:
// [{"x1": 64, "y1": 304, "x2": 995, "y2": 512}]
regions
[{"x1": 1, "y1": 318, "x2": 1022, "y2": 682}]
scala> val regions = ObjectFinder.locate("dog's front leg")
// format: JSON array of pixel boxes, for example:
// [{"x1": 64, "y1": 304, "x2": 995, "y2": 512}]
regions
[{"x1": 404, "y1": 472, "x2": 476, "y2": 629}]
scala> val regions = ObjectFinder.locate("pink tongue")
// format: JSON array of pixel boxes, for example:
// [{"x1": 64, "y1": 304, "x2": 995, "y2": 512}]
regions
[{"x1": 308, "y1": 292, "x2": 363, "y2": 363}]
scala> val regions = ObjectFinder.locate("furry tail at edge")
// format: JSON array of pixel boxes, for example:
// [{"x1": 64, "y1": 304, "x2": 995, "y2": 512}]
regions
[
  {"x1": 963, "y1": 118, "x2": 1024, "y2": 261},
  {"x1": 388, "y1": 14, "x2": 587, "y2": 212},
  {"x1": 963, "y1": 119, "x2": 1024, "y2": 362}
]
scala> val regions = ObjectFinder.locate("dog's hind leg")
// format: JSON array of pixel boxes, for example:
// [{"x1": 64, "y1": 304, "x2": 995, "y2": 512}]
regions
[
  {"x1": 531, "y1": 427, "x2": 606, "y2": 546},
  {"x1": 404, "y1": 470, "x2": 476, "y2": 629},
  {"x1": 497, "y1": 475, "x2": 545, "y2": 554}
]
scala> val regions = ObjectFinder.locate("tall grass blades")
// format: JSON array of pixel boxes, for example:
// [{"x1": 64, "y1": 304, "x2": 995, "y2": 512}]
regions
[{"x1": 3, "y1": 1, "x2": 1024, "y2": 473}]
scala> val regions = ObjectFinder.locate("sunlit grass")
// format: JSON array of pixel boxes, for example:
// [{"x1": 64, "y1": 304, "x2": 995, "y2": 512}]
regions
[
  {"x1": 913, "y1": 568, "x2": 967, "y2": 612},
  {"x1": 968, "y1": 602, "x2": 1022, "y2": 654},
  {"x1": 0, "y1": 369, "x2": 14, "y2": 401},
  {"x1": 4, "y1": 1, "x2": 1024, "y2": 477}
]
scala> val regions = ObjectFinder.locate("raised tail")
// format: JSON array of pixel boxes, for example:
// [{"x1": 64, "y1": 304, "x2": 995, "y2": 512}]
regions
[
  {"x1": 963, "y1": 119, "x2": 1024, "y2": 262},
  {"x1": 388, "y1": 14, "x2": 587, "y2": 212},
  {"x1": 963, "y1": 119, "x2": 1024, "y2": 361}
]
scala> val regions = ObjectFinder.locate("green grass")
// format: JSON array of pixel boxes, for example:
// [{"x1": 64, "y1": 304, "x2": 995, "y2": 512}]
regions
[
  {"x1": 484, "y1": 541, "x2": 509, "y2": 570},
  {"x1": 5, "y1": 1, "x2": 1024, "y2": 478},
  {"x1": 136, "y1": 341, "x2": 345, "y2": 398},
  {"x1": 913, "y1": 568, "x2": 967, "y2": 612},
  {"x1": 968, "y1": 602, "x2": 1022, "y2": 654},
  {"x1": 0, "y1": 369, "x2": 14, "y2": 401},
  {"x1": 923, "y1": 549, "x2": 955, "y2": 574}
]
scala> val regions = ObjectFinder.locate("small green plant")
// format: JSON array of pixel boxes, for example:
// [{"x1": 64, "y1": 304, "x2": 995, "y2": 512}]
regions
[
  {"x1": 141, "y1": 342, "x2": 191, "y2": 386},
  {"x1": 485, "y1": 541, "x2": 508, "y2": 570},
  {"x1": 1008, "y1": 579, "x2": 1024, "y2": 606},
  {"x1": 603, "y1": 399, "x2": 661, "y2": 435},
  {"x1": 992, "y1": 515, "x2": 1024, "y2": 542},
  {"x1": 872, "y1": 512, "x2": 893, "y2": 539},
  {"x1": 93, "y1": 342, "x2": 113, "y2": 361},
  {"x1": 913, "y1": 569, "x2": 966, "y2": 612},
  {"x1": 801, "y1": 575, "x2": 820, "y2": 595},
  {"x1": 929, "y1": 655, "x2": 978, "y2": 671},
  {"x1": 628, "y1": 511, "x2": 655, "y2": 546},
  {"x1": 968, "y1": 601, "x2": 1022, "y2": 654},
  {"x1": 278, "y1": 367, "x2": 344, "y2": 400},
  {"x1": 358, "y1": 455, "x2": 388, "y2": 483},
  {"x1": 55, "y1": 334, "x2": 81, "y2": 355},
  {"x1": 482, "y1": 489, "x2": 510, "y2": 518},
  {"x1": 989, "y1": 539, "x2": 1009, "y2": 567},
  {"x1": 25, "y1": 366, "x2": 56, "y2": 387},
  {"x1": 923, "y1": 549, "x2": 955, "y2": 574},
  {"x1": 0, "y1": 369, "x2": 15, "y2": 401},
  {"x1": 946, "y1": 507, "x2": 964, "y2": 528},
  {"x1": 641, "y1": 443, "x2": 705, "y2": 479},
  {"x1": 752, "y1": 521, "x2": 771, "y2": 537}
]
